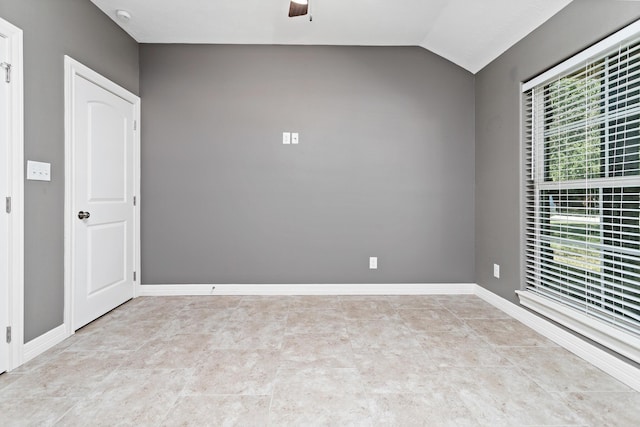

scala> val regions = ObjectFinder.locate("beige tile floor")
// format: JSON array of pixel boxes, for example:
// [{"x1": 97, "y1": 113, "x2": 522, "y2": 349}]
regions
[{"x1": 1, "y1": 295, "x2": 639, "y2": 426}]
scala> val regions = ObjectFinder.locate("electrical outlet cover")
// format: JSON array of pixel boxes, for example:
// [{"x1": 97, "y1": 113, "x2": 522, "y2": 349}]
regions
[{"x1": 27, "y1": 160, "x2": 51, "y2": 181}]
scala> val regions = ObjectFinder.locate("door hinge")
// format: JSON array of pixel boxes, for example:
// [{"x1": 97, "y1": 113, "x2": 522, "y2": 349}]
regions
[
  {"x1": 6, "y1": 326, "x2": 11, "y2": 344},
  {"x1": 5, "y1": 196, "x2": 10, "y2": 214},
  {"x1": 133, "y1": 120, "x2": 137, "y2": 131},
  {"x1": 133, "y1": 196, "x2": 136, "y2": 206},
  {"x1": 133, "y1": 271, "x2": 137, "y2": 281},
  {"x1": 0, "y1": 62, "x2": 11, "y2": 83}
]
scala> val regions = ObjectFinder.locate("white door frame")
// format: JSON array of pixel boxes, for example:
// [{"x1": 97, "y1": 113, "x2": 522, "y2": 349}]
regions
[
  {"x1": 64, "y1": 56, "x2": 141, "y2": 334},
  {"x1": 0, "y1": 16, "x2": 24, "y2": 371}
]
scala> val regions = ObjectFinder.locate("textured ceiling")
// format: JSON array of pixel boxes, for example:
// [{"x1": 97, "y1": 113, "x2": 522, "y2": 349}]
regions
[{"x1": 90, "y1": 0, "x2": 573, "y2": 73}]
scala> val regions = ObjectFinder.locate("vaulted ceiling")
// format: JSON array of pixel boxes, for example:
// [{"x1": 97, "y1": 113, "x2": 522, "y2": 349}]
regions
[{"x1": 90, "y1": 0, "x2": 573, "y2": 73}]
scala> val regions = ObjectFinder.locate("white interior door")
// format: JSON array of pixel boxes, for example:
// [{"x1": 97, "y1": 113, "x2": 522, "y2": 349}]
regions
[
  {"x1": 0, "y1": 24, "x2": 10, "y2": 374},
  {"x1": 69, "y1": 61, "x2": 139, "y2": 330}
]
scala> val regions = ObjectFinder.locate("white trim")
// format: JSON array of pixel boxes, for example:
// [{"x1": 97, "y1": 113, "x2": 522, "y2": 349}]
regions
[
  {"x1": 522, "y1": 18, "x2": 640, "y2": 92},
  {"x1": 516, "y1": 290, "x2": 640, "y2": 364},
  {"x1": 138, "y1": 283, "x2": 477, "y2": 296},
  {"x1": 0, "y1": 17, "x2": 24, "y2": 372},
  {"x1": 133, "y1": 106, "x2": 141, "y2": 298},
  {"x1": 22, "y1": 324, "x2": 68, "y2": 364},
  {"x1": 64, "y1": 56, "x2": 141, "y2": 335},
  {"x1": 475, "y1": 285, "x2": 640, "y2": 392}
]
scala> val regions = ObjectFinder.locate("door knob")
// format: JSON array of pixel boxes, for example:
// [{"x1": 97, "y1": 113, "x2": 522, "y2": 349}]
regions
[{"x1": 78, "y1": 211, "x2": 90, "y2": 220}]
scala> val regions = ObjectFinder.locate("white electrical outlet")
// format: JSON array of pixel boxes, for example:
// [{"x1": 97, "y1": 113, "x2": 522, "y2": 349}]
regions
[
  {"x1": 283, "y1": 132, "x2": 291, "y2": 144},
  {"x1": 292, "y1": 132, "x2": 299, "y2": 144},
  {"x1": 493, "y1": 263, "x2": 500, "y2": 279},
  {"x1": 369, "y1": 257, "x2": 378, "y2": 270}
]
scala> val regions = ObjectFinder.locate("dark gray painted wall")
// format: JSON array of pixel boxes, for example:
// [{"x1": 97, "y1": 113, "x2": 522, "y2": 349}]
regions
[
  {"x1": 475, "y1": 0, "x2": 640, "y2": 303},
  {"x1": 0, "y1": 0, "x2": 139, "y2": 341},
  {"x1": 140, "y1": 45, "x2": 475, "y2": 285}
]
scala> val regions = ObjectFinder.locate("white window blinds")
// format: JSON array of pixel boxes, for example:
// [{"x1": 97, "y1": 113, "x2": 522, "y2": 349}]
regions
[{"x1": 522, "y1": 22, "x2": 640, "y2": 362}]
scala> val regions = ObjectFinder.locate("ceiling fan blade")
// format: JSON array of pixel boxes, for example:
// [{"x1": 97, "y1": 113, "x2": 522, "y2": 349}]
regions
[{"x1": 288, "y1": 2, "x2": 308, "y2": 17}]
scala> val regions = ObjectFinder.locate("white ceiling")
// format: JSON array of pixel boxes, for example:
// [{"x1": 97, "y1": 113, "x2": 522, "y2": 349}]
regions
[{"x1": 90, "y1": 0, "x2": 573, "y2": 73}]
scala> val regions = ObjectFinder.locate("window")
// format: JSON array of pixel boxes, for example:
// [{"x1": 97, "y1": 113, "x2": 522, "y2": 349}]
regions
[{"x1": 521, "y1": 21, "x2": 640, "y2": 363}]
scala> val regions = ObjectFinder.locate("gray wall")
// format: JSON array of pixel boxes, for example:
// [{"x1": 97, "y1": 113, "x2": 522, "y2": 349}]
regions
[
  {"x1": 475, "y1": 0, "x2": 640, "y2": 303},
  {"x1": 140, "y1": 45, "x2": 475, "y2": 285},
  {"x1": 0, "y1": 0, "x2": 139, "y2": 341}
]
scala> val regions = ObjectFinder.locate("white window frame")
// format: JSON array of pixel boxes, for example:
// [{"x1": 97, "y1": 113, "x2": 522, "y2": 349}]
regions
[{"x1": 518, "y1": 19, "x2": 640, "y2": 364}]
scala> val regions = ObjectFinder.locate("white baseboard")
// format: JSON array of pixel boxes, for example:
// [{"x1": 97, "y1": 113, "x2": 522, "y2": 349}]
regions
[
  {"x1": 22, "y1": 324, "x2": 69, "y2": 364},
  {"x1": 474, "y1": 285, "x2": 640, "y2": 392},
  {"x1": 137, "y1": 283, "x2": 477, "y2": 296}
]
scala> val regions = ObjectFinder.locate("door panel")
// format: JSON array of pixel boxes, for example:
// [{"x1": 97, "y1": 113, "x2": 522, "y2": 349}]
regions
[
  {"x1": 88, "y1": 102, "x2": 126, "y2": 202},
  {"x1": 72, "y1": 75, "x2": 135, "y2": 330},
  {"x1": 88, "y1": 221, "x2": 127, "y2": 295}
]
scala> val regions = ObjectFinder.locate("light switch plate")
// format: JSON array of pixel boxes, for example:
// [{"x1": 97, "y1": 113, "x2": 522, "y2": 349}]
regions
[
  {"x1": 27, "y1": 160, "x2": 51, "y2": 181},
  {"x1": 292, "y1": 133, "x2": 299, "y2": 144},
  {"x1": 493, "y1": 263, "x2": 500, "y2": 279},
  {"x1": 283, "y1": 132, "x2": 291, "y2": 145},
  {"x1": 369, "y1": 257, "x2": 378, "y2": 270}
]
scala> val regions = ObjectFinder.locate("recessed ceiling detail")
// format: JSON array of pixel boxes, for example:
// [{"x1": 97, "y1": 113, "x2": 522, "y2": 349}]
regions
[{"x1": 90, "y1": 0, "x2": 573, "y2": 73}]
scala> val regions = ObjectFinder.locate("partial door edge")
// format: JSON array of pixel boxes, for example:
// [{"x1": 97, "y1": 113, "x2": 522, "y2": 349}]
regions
[
  {"x1": 63, "y1": 56, "x2": 141, "y2": 335},
  {"x1": 0, "y1": 16, "x2": 24, "y2": 372}
]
